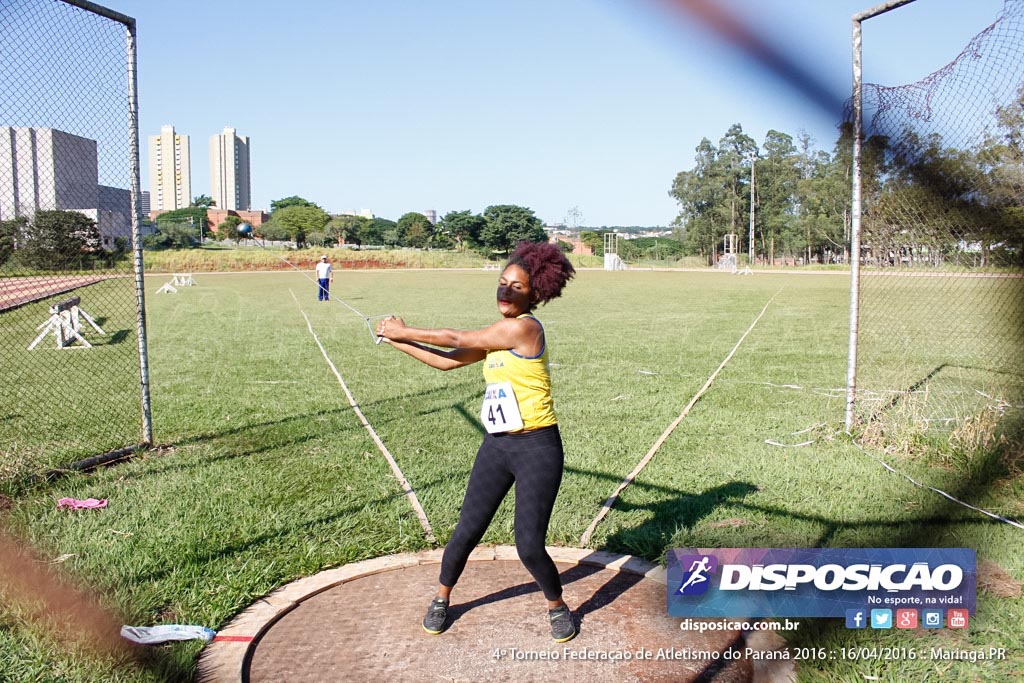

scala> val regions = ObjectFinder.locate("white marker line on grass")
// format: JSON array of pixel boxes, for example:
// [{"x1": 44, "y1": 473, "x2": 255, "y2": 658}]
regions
[
  {"x1": 848, "y1": 437, "x2": 1024, "y2": 531},
  {"x1": 579, "y1": 288, "x2": 784, "y2": 547},
  {"x1": 291, "y1": 291, "x2": 436, "y2": 543}
]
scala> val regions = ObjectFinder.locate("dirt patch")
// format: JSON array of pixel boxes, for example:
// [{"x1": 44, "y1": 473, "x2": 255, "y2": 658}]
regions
[{"x1": 978, "y1": 559, "x2": 1022, "y2": 598}]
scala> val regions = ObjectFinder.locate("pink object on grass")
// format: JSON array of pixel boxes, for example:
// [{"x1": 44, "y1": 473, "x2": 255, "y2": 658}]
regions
[{"x1": 57, "y1": 497, "x2": 108, "y2": 510}]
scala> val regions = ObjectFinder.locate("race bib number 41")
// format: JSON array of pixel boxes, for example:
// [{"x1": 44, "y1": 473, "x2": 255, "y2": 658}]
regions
[{"x1": 480, "y1": 381, "x2": 523, "y2": 433}]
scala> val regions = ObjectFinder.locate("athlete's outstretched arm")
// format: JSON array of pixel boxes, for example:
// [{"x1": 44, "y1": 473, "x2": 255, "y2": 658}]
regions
[
  {"x1": 383, "y1": 339, "x2": 485, "y2": 371},
  {"x1": 378, "y1": 316, "x2": 542, "y2": 356}
]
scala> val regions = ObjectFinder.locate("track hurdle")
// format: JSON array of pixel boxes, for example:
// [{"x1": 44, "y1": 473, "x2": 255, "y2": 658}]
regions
[{"x1": 27, "y1": 296, "x2": 106, "y2": 350}]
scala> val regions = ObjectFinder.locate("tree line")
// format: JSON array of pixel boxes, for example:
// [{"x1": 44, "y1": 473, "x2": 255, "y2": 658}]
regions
[
  {"x1": 670, "y1": 84, "x2": 1023, "y2": 268},
  {"x1": 670, "y1": 123, "x2": 850, "y2": 266},
  {"x1": 144, "y1": 195, "x2": 550, "y2": 256}
]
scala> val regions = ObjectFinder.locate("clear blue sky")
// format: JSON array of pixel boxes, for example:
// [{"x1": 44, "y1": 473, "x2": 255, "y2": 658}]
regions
[{"x1": 110, "y1": 0, "x2": 1005, "y2": 226}]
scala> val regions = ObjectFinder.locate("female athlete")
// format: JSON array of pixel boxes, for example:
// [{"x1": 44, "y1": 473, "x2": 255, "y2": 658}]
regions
[{"x1": 377, "y1": 240, "x2": 577, "y2": 642}]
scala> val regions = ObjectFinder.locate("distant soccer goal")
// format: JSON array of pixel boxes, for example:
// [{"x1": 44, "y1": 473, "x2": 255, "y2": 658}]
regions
[
  {"x1": 718, "y1": 233, "x2": 738, "y2": 272},
  {"x1": 604, "y1": 232, "x2": 627, "y2": 271}
]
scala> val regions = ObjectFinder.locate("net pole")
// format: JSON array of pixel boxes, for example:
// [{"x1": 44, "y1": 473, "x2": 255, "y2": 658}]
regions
[
  {"x1": 845, "y1": 15, "x2": 864, "y2": 431},
  {"x1": 852, "y1": 0, "x2": 919, "y2": 23},
  {"x1": 846, "y1": 0, "x2": 921, "y2": 430},
  {"x1": 124, "y1": 15, "x2": 152, "y2": 444}
]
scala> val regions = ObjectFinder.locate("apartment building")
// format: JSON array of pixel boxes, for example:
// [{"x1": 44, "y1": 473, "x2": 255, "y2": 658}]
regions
[
  {"x1": 210, "y1": 127, "x2": 251, "y2": 211},
  {"x1": 147, "y1": 124, "x2": 191, "y2": 211}
]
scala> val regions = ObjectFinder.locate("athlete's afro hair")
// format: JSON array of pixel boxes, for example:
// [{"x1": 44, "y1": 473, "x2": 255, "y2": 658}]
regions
[{"x1": 506, "y1": 241, "x2": 576, "y2": 306}]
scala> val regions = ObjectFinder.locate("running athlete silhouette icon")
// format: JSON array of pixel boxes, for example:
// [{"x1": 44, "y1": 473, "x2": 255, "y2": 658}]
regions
[{"x1": 678, "y1": 556, "x2": 713, "y2": 594}]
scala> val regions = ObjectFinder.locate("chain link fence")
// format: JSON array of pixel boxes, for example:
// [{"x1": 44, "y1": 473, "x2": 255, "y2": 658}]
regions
[
  {"x1": 848, "y1": 0, "x2": 1024, "y2": 454},
  {"x1": 0, "y1": 0, "x2": 149, "y2": 489}
]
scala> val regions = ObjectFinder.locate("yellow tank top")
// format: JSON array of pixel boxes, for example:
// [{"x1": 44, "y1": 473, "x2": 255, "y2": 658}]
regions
[{"x1": 482, "y1": 315, "x2": 556, "y2": 431}]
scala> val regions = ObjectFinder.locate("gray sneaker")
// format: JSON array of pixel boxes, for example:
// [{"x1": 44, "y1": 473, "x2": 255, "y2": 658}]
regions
[
  {"x1": 422, "y1": 597, "x2": 449, "y2": 635},
  {"x1": 549, "y1": 605, "x2": 576, "y2": 642}
]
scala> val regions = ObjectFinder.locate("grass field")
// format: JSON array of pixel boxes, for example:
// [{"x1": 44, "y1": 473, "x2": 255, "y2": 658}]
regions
[
  {"x1": 1, "y1": 268, "x2": 1021, "y2": 681},
  {"x1": 0, "y1": 276, "x2": 144, "y2": 478}
]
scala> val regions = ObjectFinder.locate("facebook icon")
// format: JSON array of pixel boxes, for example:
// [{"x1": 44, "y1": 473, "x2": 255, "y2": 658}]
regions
[{"x1": 845, "y1": 609, "x2": 867, "y2": 629}]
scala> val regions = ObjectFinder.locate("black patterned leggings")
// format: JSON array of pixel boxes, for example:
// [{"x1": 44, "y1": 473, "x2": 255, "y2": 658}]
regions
[{"x1": 439, "y1": 425, "x2": 565, "y2": 601}]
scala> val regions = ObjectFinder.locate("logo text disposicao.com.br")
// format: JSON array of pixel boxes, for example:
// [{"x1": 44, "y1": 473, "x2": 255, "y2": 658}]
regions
[{"x1": 679, "y1": 619, "x2": 801, "y2": 633}]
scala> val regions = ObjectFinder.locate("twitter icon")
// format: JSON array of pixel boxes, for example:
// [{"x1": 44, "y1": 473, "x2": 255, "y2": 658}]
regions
[{"x1": 870, "y1": 609, "x2": 893, "y2": 629}]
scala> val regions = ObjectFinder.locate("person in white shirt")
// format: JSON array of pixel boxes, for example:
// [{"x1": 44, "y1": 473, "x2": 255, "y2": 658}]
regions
[{"x1": 315, "y1": 255, "x2": 333, "y2": 301}]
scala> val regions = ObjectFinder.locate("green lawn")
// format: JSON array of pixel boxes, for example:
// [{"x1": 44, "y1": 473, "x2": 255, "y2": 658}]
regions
[
  {"x1": 1, "y1": 277, "x2": 143, "y2": 477},
  {"x1": 0, "y1": 268, "x2": 1021, "y2": 681}
]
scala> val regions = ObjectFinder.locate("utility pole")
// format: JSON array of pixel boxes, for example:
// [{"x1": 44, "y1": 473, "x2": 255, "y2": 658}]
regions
[
  {"x1": 188, "y1": 214, "x2": 204, "y2": 244},
  {"x1": 748, "y1": 151, "x2": 756, "y2": 266}
]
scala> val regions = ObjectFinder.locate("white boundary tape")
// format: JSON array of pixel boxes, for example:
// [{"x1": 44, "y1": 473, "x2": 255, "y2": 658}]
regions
[
  {"x1": 579, "y1": 288, "x2": 784, "y2": 546},
  {"x1": 848, "y1": 435, "x2": 1024, "y2": 531},
  {"x1": 290, "y1": 291, "x2": 436, "y2": 543},
  {"x1": 767, "y1": 417, "x2": 1023, "y2": 531}
]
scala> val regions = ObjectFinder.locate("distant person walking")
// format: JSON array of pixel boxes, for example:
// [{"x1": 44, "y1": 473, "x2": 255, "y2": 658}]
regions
[{"x1": 315, "y1": 255, "x2": 333, "y2": 301}]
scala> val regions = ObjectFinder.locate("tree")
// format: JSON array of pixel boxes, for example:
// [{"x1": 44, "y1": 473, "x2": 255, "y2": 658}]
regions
[
  {"x1": 358, "y1": 218, "x2": 393, "y2": 246},
  {"x1": 795, "y1": 131, "x2": 849, "y2": 263},
  {"x1": 976, "y1": 84, "x2": 1024, "y2": 264},
  {"x1": 155, "y1": 206, "x2": 209, "y2": 236},
  {"x1": 257, "y1": 222, "x2": 291, "y2": 242},
  {"x1": 429, "y1": 220, "x2": 454, "y2": 250},
  {"x1": 718, "y1": 124, "x2": 758, "y2": 246},
  {"x1": 756, "y1": 129, "x2": 800, "y2": 262},
  {"x1": 192, "y1": 194, "x2": 216, "y2": 208},
  {"x1": 0, "y1": 216, "x2": 27, "y2": 267},
  {"x1": 218, "y1": 215, "x2": 243, "y2": 239},
  {"x1": 670, "y1": 137, "x2": 725, "y2": 261},
  {"x1": 878, "y1": 130, "x2": 1007, "y2": 268},
  {"x1": 327, "y1": 215, "x2": 368, "y2": 246},
  {"x1": 480, "y1": 205, "x2": 547, "y2": 254},
  {"x1": 273, "y1": 204, "x2": 331, "y2": 247},
  {"x1": 579, "y1": 229, "x2": 609, "y2": 257},
  {"x1": 19, "y1": 210, "x2": 101, "y2": 269},
  {"x1": 618, "y1": 237, "x2": 685, "y2": 262},
  {"x1": 564, "y1": 206, "x2": 583, "y2": 230},
  {"x1": 439, "y1": 210, "x2": 486, "y2": 251},
  {"x1": 143, "y1": 222, "x2": 199, "y2": 249},
  {"x1": 270, "y1": 196, "x2": 319, "y2": 213},
  {"x1": 397, "y1": 212, "x2": 434, "y2": 248}
]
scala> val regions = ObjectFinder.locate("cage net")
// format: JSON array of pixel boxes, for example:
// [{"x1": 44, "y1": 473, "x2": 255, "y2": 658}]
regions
[
  {"x1": 853, "y1": 0, "x2": 1024, "y2": 453},
  {"x1": 0, "y1": 0, "x2": 145, "y2": 487}
]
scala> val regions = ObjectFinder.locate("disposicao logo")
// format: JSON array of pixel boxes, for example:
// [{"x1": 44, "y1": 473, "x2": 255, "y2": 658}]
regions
[{"x1": 667, "y1": 548, "x2": 976, "y2": 618}]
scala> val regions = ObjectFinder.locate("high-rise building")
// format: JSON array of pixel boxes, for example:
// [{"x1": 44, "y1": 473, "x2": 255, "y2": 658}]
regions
[
  {"x1": 1, "y1": 126, "x2": 97, "y2": 218},
  {"x1": 0, "y1": 126, "x2": 132, "y2": 247},
  {"x1": 210, "y1": 127, "x2": 250, "y2": 211},
  {"x1": 147, "y1": 125, "x2": 191, "y2": 211},
  {"x1": 139, "y1": 190, "x2": 151, "y2": 217}
]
